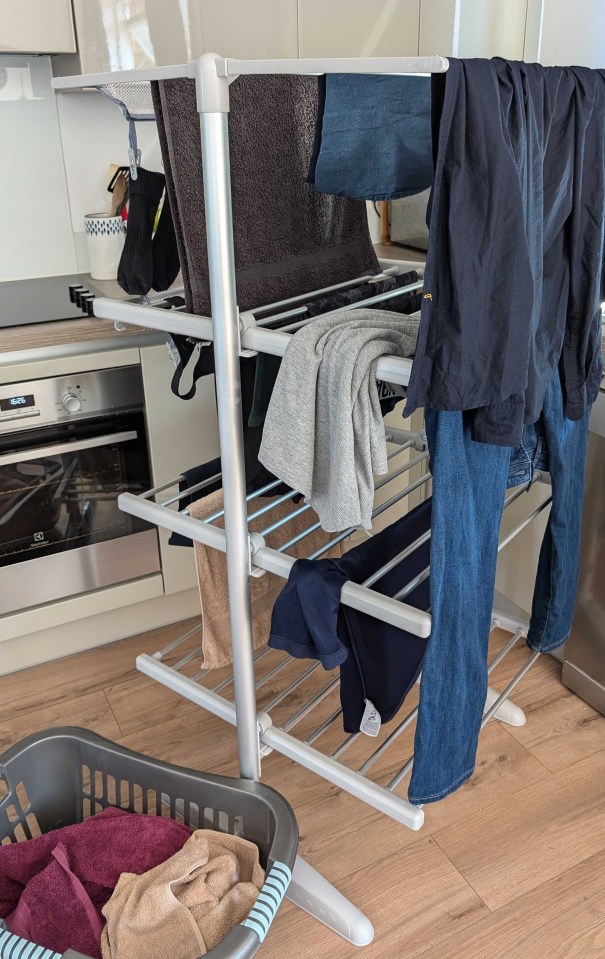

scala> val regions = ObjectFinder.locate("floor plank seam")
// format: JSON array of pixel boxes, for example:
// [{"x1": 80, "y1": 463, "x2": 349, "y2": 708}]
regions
[
  {"x1": 432, "y1": 805, "x2": 605, "y2": 922},
  {"x1": 534, "y1": 740, "x2": 605, "y2": 777},
  {"x1": 102, "y1": 688, "x2": 126, "y2": 738},
  {"x1": 494, "y1": 722, "x2": 554, "y2": 778},
  {"x1": 429, "y1": 837, "x2": 495, "y2": 916}
]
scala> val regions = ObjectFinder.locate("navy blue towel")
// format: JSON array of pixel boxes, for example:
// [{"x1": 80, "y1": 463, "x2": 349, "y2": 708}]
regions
[
  {"x1": 269, "y1": 499, "x2": 431, "y2": 732},
  {"x1": 307, "y1": 74, "x2": 433, "y2": 201}
]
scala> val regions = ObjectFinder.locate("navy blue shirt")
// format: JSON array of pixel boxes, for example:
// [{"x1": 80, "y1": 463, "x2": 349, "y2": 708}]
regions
[
  {"x1": 406, "y1": 58, "x2": 604, "y2": 446},
  {"x1": 269, "y1": 499, "x2": 432, "y2": 732}
]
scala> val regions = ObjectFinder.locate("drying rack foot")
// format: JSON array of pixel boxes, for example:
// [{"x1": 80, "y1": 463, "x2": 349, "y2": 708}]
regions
[
  {"x1": 485, "y1": 686, "x2": 526, "y2": 727},
  {"x1": 287, "y1": 855, "x2": 374, "y2": 947}
]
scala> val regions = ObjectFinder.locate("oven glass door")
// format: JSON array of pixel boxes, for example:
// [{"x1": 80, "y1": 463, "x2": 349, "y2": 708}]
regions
[{"x1": 0, "y1": 410, "x2": 154, "y2": 564}]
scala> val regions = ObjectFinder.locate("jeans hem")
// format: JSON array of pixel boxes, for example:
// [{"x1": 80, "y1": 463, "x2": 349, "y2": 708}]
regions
[
  {"x1": 408, "y1": 764, "x2": 475, "y2": 805},
  {"x1": 526, "y1": 632, "x2": 570, "y2": 653}
]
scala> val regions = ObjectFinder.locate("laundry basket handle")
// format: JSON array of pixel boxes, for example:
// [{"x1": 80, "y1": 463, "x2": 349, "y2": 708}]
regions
[
  {"x1": 242, "y1": 861, "x2": 292, "y2": 942},
  {"x1": 181, "y1": 861, "x2": 292, "y2": 959}
]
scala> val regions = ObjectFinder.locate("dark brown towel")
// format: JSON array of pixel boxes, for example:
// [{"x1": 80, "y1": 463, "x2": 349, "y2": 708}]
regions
[{"x1": 151, "y1": 75, "x2": 380, "y2": 316}]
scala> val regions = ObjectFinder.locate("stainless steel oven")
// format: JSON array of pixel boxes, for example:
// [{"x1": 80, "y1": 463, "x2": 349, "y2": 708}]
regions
[{"x1": 0, "y1": 366, "x2": 160, "y2": 615}]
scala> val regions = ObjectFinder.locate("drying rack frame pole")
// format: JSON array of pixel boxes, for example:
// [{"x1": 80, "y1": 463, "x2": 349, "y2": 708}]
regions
[
  {"x1": 194, "y1": 55, "x2": 376, "y2": 947},
  {"x1": 198, "y1": 94, "x2": 260, "y2": 781}
]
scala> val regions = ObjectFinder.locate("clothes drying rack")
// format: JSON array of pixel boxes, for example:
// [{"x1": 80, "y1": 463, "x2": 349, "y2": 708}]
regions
[{"x1": 53, "y1": 54, "x2": 553, "y2": 947}]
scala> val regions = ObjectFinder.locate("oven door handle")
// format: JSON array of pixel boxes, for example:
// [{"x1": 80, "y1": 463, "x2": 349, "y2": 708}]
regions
[{"x1": 0, "y1": 431, "x2": 138, "y2": 467}]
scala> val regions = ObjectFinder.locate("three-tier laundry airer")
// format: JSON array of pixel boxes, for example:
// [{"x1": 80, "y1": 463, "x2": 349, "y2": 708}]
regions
[{"x1": 52, "y1": 53, "x2": 552, "y2": 947}]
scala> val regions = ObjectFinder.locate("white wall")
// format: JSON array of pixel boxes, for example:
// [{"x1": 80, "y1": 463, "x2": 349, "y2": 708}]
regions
[{"x1": 0, "y1": 55, "x2": 76, "y2": 280}]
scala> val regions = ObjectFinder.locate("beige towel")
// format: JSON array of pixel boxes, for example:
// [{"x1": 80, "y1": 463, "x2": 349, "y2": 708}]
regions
[
  {"x1": 189, "y1": 490, "x2": 342, "y2": 669},
  {"x1": 101, "y1": 830, "x2": 265, "y2": 959}
]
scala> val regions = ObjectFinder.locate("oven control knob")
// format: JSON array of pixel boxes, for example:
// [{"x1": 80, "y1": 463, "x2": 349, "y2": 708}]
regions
[{"x1": 62, "y1": 392, "x2": 82, "y2": 413}]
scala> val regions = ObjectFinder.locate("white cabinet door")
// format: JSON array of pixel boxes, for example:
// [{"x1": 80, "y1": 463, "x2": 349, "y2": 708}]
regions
[
  {"x1": 145, "y1": 0, "x2": 299, "y2": 64},
  {"x1": 538, "y1": 0, "x2": 605, "y2": 67},
  {"x1": 193, "y1": 0, "x2": 298, "y2": 59},
  {"x1": 0, "y1": 56, "x2": 76, "y2": 281},
  {"x1": 0, "y1": 0, "x2": 75, "y2": 54},
  {"x1": 299, "y1": 0, "x2": 420, "y2": 58},
  {"x1": 140, "y1": 343, "x2": 220, "y2": 596},
  {"x1": 421, "y1": 0, "x2": 529, "y2": 59},
  {"x1": 419, "y1": 0, "x2": 458, "y2": 57},
  {"x1": 457, "y1": 0, "x2": 528, "y2": 59},
  {"x1": 62, "y1": 0, "x2": 297, "y2": 74},
  {"x1": 66, "y1": 0, "x2": 160, "y2": 73}
]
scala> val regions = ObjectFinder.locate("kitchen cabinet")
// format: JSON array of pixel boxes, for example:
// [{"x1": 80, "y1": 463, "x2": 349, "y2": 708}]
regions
[
  {"x1": 55, "y1": 0, "x2": 421, "y2": 76},
  {"x1": 140, "y1": 342, "x2": 220, "y2": 596},
  {"x1": 0, "y1": 56, "x2": 77, "y2": 282},
  {"x1": 0, "y1": 337, "x2": 219, "y2": 673},
  {"x1": 53, "y1": 0, "x2": 298, "y2": 76},
  {"x1": 298, "y1": 0, "x2": 420, "y2": 58},
  {"x1": 0, "y1": 0, "x2": 75, "y2": 54},
  {"x1": 420, "y1": 0, "x2": 532, "y2": 59},
  {"x1": 191, "y1": 0, "x2": 298, "y2": 60},
  {"x1": 538, "y1": 0, "x2": 605, "y2": 67},
  {"x1": 51, "y1": 0, "x2": 605, "y2": 79}
]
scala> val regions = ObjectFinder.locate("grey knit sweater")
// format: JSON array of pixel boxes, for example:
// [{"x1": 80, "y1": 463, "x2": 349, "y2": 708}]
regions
[{"x1": 259, "y1": 308, "x2": 420, "y2": 532}]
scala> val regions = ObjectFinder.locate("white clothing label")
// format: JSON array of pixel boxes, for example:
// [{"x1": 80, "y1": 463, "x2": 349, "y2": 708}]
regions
[{"x1": 360, "y1": 699, "x2": 381, "y2": 737}]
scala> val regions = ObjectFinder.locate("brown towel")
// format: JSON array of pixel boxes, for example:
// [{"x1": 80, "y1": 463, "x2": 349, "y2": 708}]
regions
[
  {"x1": 189, "y1": 490, "x2": 343, "y2": 669},
  {"x1": 101, "y1": 830, "x2": 264, "y2": 959},
  {"x1": 151, "y1": 75, "x2": 379, "y2": 317}
]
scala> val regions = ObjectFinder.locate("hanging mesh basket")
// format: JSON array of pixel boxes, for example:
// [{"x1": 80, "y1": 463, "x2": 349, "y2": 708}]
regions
[{"x1": 99, "y1": 81, "x2": 156, "y2": 122}]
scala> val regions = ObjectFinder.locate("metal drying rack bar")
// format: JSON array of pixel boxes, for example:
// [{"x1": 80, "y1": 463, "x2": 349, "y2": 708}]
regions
[
  {"x1": 119, "y1": 425, "x2": 549, "y2": 825},
  {"x1": 52, "y1": 51, "x2": 549, "y2": 949}
]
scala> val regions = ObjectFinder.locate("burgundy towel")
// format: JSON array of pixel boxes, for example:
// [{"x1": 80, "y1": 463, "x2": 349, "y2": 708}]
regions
[
  {"x1": 0, "y1": 807, "x2": 191, "y2": 958},
  {"x1": 6, "y1": 845, "x2": 104, "y2": 959}
]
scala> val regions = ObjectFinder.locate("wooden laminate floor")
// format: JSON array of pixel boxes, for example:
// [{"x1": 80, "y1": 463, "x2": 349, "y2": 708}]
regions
[{"x1": 2, "y1": 621, "x2": 605, "y2": 959}]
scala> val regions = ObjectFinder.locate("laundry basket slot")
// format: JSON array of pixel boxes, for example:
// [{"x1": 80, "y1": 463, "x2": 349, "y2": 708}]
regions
[{"x1": 0, "y1": 728, "x2": 298, "y2": 959}]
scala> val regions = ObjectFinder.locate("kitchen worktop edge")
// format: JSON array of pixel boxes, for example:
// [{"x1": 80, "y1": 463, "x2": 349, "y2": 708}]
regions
[{"x1": 0, "y1": 318, "x2": 166, "y2": 367}]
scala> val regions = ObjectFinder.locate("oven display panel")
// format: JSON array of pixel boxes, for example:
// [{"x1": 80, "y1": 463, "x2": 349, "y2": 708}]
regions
[{"x1": 0, "y1": 394, "x2": 35, "y2": 412}]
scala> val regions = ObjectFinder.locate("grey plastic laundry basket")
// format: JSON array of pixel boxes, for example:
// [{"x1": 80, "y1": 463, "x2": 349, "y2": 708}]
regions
[{"x1": 0, "y1": 728, "x2": 298, "y2": 959}]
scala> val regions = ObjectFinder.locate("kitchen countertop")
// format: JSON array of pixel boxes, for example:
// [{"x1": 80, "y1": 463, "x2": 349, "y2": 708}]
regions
[
  {"x1": 0, "y1": 315, "x2": 167, "y2": 372},
  {"x1": 1, "y1": 315, "x2": 158, "y2": 354},
  {"x1": 0, "y1": 274, "x2": 179, "y2": 364}
]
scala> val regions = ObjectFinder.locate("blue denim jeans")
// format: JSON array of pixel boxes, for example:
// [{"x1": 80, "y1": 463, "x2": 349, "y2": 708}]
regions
[{"x1": 408, "y1": 368, "x2": 591, "y2": 804}]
